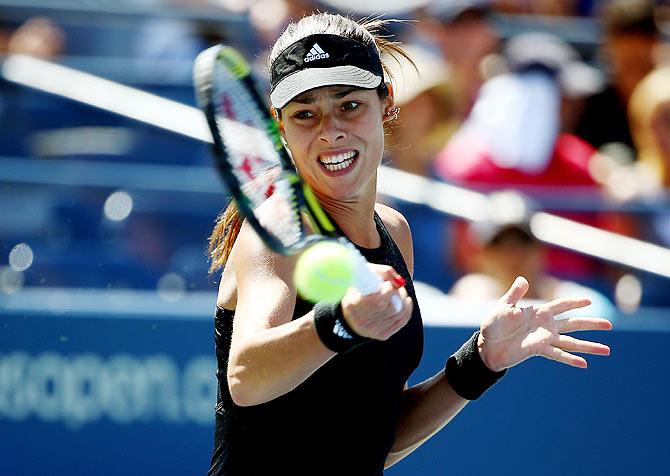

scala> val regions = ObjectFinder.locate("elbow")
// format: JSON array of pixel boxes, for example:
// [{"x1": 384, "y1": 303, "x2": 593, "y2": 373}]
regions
[
  {"x1": 384, "y1": 450, "x2": 404, "y2": 469},
  {"x1": 227, "y1": 365, "x2": 258, "y2": 407}
]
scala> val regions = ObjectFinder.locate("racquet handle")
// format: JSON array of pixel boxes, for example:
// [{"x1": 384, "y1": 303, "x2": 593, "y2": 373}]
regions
[{"x1": 347, "y1": 246, "x2": 403, "y2": 312}]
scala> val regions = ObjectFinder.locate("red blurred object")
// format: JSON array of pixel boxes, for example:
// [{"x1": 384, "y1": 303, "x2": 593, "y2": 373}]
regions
[
  {"x1": 434, "y1": 132, "x2": 597, "y2": 187},
  {"x1": 434, "y1": 132, "x2": 614, "y2": 280}
]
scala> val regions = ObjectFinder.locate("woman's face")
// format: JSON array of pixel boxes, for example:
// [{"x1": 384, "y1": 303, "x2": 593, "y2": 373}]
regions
[{"x1": 280, "y1": 85, "x2": 393, "y2": 202}]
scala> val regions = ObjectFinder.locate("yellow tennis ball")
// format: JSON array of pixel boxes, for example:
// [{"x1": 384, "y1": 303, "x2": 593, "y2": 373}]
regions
[{"x1": 294, "y1": 241, "x2": 355, "y2": 303}]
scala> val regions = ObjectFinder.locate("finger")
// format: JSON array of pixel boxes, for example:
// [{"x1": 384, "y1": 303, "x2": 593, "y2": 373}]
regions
[
  {"x1": 378, "y1": 299, "x2": 413, "y2": 339},
  {"x1": 557, "y1": 335, "x2": 611, "y2": 356},
  {"x1": 357, "y1": 280, "x2": 394, "y2": 307},
  {"x1": 364, "y1": 303, "x2": 407, "y2": 340},
  {"x1": 379, "y1": 281, "x2": 405, "y2": 306},
  {"x1": 366, "y1": 267, "x2": 405, "y2": 296},
  {"x1": 500, "y1": 276, "x2": 529, "y2": 306},
  {"x1": 391, "y1": 275, "x2": 406, "y2": 289},
  {"x1": 545, "y1": 297, "x2": 591, "y2": 316},
  {"x1": 379, "y1": 312, "x2": 410, "y2": 340},
  {"x1": 396, "y1": 286, "x2": 409, "y2": 301},
  {"x1": 387, "y1": 285, "x2": 408, "y2": 312},
  {"x1": 371, "y1": 264, "x2": 401, "y2": 284},
  {"x1": 542, "y1": 346, "x2": 588, "y2": 368},
  {"x1": 383, "y1": 269, "x2": 406, "y2": 289},
  {"x1": 378, "y1": 292, "x2": 411, "y2": 326},
  {"x1": 354, "y1": 283, "x2": 402, "y2": 320},
  {"x1": 558, "y1": 317, "x2": 613, "y2": 333}
]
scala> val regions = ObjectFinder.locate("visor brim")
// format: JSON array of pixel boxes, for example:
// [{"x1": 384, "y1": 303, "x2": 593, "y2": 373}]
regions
[{"x1": 270, "y1": 65, "x2": 382, "y2": 109}]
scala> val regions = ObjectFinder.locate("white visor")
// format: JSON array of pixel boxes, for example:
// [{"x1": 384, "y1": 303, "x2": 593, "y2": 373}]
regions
[{"x1": 270, "y1": 65, "x2": 383, "y2": 109}]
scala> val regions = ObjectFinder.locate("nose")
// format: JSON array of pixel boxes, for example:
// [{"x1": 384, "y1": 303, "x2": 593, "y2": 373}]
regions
[{"x1": 318, "y1": 114, "x2": 347, "y2": 144}]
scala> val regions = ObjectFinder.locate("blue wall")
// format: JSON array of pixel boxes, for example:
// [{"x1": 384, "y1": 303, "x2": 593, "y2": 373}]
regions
[
  {"x1": 1, "y1": 305, "x2": 668, "y2": 476},
  {"x1": 391, "y1": 326, "x2": 669, "y2": 476}
]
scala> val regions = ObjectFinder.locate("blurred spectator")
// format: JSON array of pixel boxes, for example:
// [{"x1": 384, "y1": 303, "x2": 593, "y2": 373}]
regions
[
  {"x1": 0, "y1": 17, "x2": 65, "y2": 59},
  {"x1": 493, "y1": 0, "x2": 588, "y2": 16},
  {"x1": 239, "y1": 0, "x2": 321, "y2": 77},
  {"x1": 448, "y1": 216, "x2": 616, "y2": 314},
  {"x1": 132, "y1": 0, "x2": 231, "y2": 82},
  {"x1": 628, "y1": 65, "x2": 670, "y2": 252},
  {"x1": 0, "y1": 17, "x2": 66, "y2": 156},
  {"x1": 629, "y1": 65, "x2": 670, "y2": 190},
  {"x1": 433, "y1": 32, "x2": 604, "y2": 188},
  {"x1": 248, "y1": 0, "x2": 320, "y2": 48},
  {"x1": 448, "y1": 193, "x2": 615, "y2": 316},
  {"x1": 575, "y1": 0, "x2": 665, "y2": 158},
  {"x1": 379, "y1": 45, "x2": 458, "y2": 291},
  {"x1": 433, "y1": 32, "x2": 622, "y2": 282},
  {"x1": 418, "y1": 0, "x2": 500, "y2": 122},
  {"x1": 384, "y1": 44, "x2": 455, "y2": 176},
  {"x1": 587, "y1": 65, "x2": 670, "y2": 249}
]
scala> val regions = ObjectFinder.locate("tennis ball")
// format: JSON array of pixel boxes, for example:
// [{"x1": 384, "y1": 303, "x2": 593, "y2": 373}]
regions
[{"x1": 294, "y1": 241, "x2": 355, "y2": 303}]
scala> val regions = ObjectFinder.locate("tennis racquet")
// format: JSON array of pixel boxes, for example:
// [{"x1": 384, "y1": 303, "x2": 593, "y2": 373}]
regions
[{"x1": 193, "y1": 44, "x2": 398, "y2": 305}]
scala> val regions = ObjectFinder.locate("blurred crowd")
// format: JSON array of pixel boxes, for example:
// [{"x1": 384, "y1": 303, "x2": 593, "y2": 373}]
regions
[{"x1": 2, "y1": 0, "x2": 670, "y2": 312}]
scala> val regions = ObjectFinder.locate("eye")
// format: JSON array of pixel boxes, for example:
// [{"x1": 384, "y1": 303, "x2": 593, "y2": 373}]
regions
[
  {"x1": 292, "y1": 110, "x2": 315, "y2": 120},
  {"x1": 341, "y1": 101, "x2": 361, "y2": 111}
]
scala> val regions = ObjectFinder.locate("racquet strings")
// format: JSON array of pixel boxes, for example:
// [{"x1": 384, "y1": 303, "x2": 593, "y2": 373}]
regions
[
  {"x1": 205, "y1": 47, "x2": 304, "y2": 250},
  {"x1": 196, "y1": 46, "x2": 390, "y2": 302}
]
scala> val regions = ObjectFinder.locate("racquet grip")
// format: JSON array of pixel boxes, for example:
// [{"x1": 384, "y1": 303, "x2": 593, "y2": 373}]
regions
[{"x1": 349, "y1": 248, "x2": 403, "y2": 312}]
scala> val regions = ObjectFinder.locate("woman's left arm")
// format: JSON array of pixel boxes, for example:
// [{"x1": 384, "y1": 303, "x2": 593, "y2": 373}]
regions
[
  {"x1": 385, "y1": 371, "x2": 468, "y2": 468},
  {"x1": 377, "y1": 204, "x2": 612, "y2": 467},
  {"x1": 385, "y1": 276, "x2": 613, "y2": 468},
  {"x1": 378, "y1": 205, "x2": 470, "y2": 466}
]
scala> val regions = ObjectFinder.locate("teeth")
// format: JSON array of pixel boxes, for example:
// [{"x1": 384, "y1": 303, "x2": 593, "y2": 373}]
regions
[
  {"x1": 319, "y1": 150, "x2": 356, "y2": 165},
  {"x1": 322, "y1": 157, "x2": 354, "y2": 171}
]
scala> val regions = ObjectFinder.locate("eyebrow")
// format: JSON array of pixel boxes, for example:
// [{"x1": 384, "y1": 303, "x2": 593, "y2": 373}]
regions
[{"x1": 291, "y1": 87, "x2": 359, "y2": 104}]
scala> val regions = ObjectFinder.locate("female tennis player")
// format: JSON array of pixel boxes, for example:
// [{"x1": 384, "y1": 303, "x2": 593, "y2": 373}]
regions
[{"x1": 206, "y1": 12, "x2": 612, "y2": 475}]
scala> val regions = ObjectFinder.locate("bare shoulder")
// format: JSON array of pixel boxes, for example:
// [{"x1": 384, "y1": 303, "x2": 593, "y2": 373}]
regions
[
  {"x1": 375, "y1": 202, "x2": 410, "y2": 233},
  {"x1": 216, "y1": 258, "x2": 237, "y2": 310},
  {"x1": 232, "y1": 219, "x2": 296, "y2": 284},
  {"x1": 229, "y1": 220, "x2": 299, "y2": 330},
  {"x1": 217, "y1": 216, "x2": 288, "y2": 310},
  {"x1": 232, "y1": 194, "x2": 300, "y2": 282},
  {"x1": 375, "y1": 203, "x2": 414, "y2": 275}
]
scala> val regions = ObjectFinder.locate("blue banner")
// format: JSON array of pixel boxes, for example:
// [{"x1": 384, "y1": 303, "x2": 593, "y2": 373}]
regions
[{"x1": 1, "y1": 297, "x2": 669, "y2": 475}]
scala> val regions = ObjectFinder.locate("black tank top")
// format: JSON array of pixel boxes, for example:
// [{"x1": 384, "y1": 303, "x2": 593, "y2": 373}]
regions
[{"x1": 208, "y1": 213, "x2": 423, "y2": 475}]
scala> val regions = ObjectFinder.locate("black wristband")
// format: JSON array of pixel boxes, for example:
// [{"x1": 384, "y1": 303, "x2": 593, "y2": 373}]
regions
[
  {"x1": 445, "y1": 331, "x2": 507, "y2": 400},
  {"x1": 313, "y1": 302, "x2": 370, "y2": 353}
]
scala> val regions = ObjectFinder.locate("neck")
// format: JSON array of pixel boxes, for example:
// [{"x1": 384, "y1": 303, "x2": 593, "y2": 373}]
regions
[{"x1": 314, "y1": 175, "x2": 380, "y2": 249}]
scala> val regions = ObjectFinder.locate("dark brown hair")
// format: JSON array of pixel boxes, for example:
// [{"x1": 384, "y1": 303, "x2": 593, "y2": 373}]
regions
[{"x1": 603, "y1": 0, "x2": 659, "y2": 37}]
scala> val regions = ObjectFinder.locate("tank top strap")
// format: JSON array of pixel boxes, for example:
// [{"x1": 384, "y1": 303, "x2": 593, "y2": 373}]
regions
[{"x1": 353, "y1": 212, "x2": 412, "y2": 289}]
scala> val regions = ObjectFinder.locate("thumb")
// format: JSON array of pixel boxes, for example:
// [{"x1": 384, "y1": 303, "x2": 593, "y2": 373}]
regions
[{"x1": 500, "y1": 276, "x2": 529, "y2": 306}]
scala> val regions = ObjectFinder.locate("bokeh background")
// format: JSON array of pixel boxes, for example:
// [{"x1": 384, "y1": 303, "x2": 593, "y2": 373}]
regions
[{"x1": 1, "y1": 1, "x2": 669, "y2": 475}]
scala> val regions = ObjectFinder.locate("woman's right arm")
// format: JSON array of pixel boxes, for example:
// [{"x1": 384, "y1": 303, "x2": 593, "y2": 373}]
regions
[
  {"x1": 226, "y1": 223, "x2": 411, "y2": 407},
  {"x1": 226, "y1": 223, "x2": 336, "y2": 407}
]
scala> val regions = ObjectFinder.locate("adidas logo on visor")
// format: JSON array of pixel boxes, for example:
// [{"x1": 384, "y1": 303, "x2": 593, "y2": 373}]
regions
[{"x1": 304, "y1": 43, "x2": 329, "y2": 63}]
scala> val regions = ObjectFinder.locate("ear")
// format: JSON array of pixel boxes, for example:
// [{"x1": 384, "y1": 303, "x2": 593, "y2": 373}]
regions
[
  {"x1": 271, "y1": 107, "x2": 285, "y2": 133},
  {"x1": 271, "y1": 107, "x2": 291, "y2": 151},
  {"x1": 382, "y1": 82, "x2": 396, "y2": 124}
]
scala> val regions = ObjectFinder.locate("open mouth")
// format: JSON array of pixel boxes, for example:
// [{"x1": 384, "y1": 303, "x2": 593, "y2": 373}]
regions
[{"x1": 317, "y1": 150, "x2": 358, "y2": 172}]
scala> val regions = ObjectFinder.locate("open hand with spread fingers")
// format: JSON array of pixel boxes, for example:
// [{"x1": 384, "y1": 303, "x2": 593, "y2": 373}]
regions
[{"x1": 477, "y1": 276, "x2": 613, "y2": 373}]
